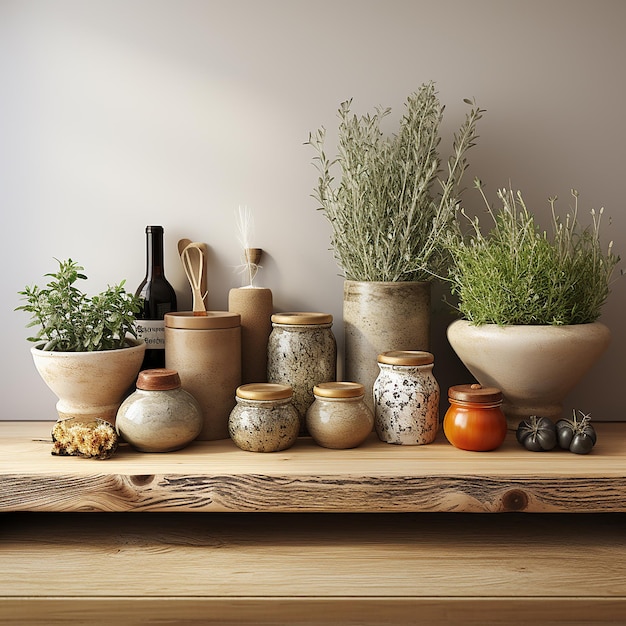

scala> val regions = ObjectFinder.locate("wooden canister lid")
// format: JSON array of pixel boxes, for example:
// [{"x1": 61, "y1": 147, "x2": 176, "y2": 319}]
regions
[
  {"x1": 313, "y1": 382, "x2": 365, "y2": 398},
  {"x1": 271, "y1": 312, "x2": 333, "y2": 325},
  {"x1": 136, "y1": 368, "x2": 181, "y2": 391},
  {"x1": 377, "y1": 350, "x2": 434, "y2": 366},
  {"x1": 165, "y1": 311, "x2": 240, "y2": 329},
  {"x1": 236, "y1": 383, "x2": 293, "y2": 401},
  {"x1": 448, "y1": 383, "x2": 502, "y2": 403}
]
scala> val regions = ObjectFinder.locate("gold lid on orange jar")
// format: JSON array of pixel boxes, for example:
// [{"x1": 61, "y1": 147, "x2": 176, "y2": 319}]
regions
[
  {"x1": 313, "y1": 381, "x2": 365, "y2": 398},
  {"x1": 236, "y1": 383, "x2": 293, "y2": 401},
  {"x1": 271, "y1": 312, "x2": 333, "y2": 325},
  {"x1": 377, "y1": 350, "x2": 434, "y2": 366},
  {"x1": 448, "y1": 383, "x2": 502, "y2": 404}
]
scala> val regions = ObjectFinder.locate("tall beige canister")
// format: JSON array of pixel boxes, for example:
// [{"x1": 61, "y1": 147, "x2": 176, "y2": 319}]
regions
[{"x1": 165, "y1": 311, "x2": 241, "y2": 440}]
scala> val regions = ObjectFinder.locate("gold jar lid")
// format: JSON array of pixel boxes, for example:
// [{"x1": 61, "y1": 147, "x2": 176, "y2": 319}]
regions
[
  {"x1": 271, "y1": 312, "x2": 333, "y2": 325},
  {"x1": 165, "y1": 311, "x2": 240, "y2": 329},
  {"x1": 236, "y1": 383, "x2": 293, "y2": 401},
  {"x1": 448, "y1": 383, "x2": 502, "y2": 403},
  {"x1": 377, "y1": 350, "x2": 434, "y2": 366},
  {"x1": 313, "y1": 381, "x2": 365, "y2": 399},
  {"x1": 136, "y1": 368, "x2": 181, "y2": 391}
]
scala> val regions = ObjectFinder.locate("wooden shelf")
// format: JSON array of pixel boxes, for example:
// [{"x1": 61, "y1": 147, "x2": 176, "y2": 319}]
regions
[
  {"x1": 2, "y1": 509, "x2": 626, "y2": 624},
  {"x1": 2, "y1": 420, "x2": 626, "y2": 513},
  {"x1": 2, "y1": 421, "x2": 626, "y2": 623}
]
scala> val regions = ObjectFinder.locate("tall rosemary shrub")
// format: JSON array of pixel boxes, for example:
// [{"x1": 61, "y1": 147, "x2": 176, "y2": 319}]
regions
[
  {"x1": 307, "y1": 82, "x2": 483, "y2": 282},
  {"x1": 446, "y1": 180, "x2": 620, "y2": 325}
]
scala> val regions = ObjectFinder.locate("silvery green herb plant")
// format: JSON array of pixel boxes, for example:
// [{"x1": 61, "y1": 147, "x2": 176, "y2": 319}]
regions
[
  {"x1": 17, "y1": 258, "x2": 142, "y2": 351},
  {"x1": 446, "y1": 180, "x2": 621, "y2": 325},
  {"x1": 307, "y1": 82, "x2": 483, "y2": 282}
]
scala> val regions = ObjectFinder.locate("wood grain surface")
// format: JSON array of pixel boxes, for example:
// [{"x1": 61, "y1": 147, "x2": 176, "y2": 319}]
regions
[
  {"x1": 2, "y1": 422, "x2": 626, "y2": 623},
  {"x1": 1, "y1": 511, "x2": 625, "y2": 624},
  {"x1": 2, "y1": 421, "x2": 626, "y2": 513}
]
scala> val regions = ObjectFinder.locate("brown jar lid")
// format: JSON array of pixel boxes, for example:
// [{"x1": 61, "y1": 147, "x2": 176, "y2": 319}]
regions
[
  {"x1": 377, "y1": 350, "x2": 434, "y2": 366},
  {"x1": 271, "y1": 312, "x2": 333, "y2": 325},
  {"x1": 448, "y1": 383, "x2": 502, "y2": 403},
  {"x1": 236, "y1": 383, "x2": 293, "y2": 401},
  {"x1": 165, "y1": 311, "x2": 240, "y2": 329},
  {"x1": 136, "y1": 368, "x2": 181, "y2": 391},
  {"x1": 313, "y1": 381, "x2": 365, "y2": 399}
]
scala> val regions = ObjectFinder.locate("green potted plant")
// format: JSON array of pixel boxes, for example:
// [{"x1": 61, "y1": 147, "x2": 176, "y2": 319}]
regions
[
  {"x1": 307, "y1": 81, "x2": 483, "y2": 401},
  {"x1": 17, "y1": 258, "x2": 145, "y2": 424},
  {"x1": 445, "y1": 179, "x2": 621, "y2": 427}
]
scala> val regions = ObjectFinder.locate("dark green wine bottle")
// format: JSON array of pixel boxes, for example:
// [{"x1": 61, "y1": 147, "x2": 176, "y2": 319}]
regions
[{"x1": 135, "y1": 225, "x2": 177, "y2": 369}]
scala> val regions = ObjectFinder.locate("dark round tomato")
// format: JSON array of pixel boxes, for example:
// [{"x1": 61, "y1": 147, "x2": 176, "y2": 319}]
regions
[
  {"x1": 555, "y1": 411, "x2": 597, "y2": 455},
  {"x1": 516, "y1": 416, "x2": 557, "y2": 452}
]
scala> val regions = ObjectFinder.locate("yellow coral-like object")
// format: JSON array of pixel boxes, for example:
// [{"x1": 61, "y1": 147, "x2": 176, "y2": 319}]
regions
[{"x1": 51, "y1": 418, "x2": 119, "y2": 459}]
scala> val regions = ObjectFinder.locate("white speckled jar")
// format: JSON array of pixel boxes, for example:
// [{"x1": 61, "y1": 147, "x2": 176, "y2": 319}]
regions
[
  {"x1": 373, "y1": 351, "x2": 440, "y2": 445},
  {"x1": 267, "y1": 312, "x2": 337, "y2": 433},
  {"x1": 228, "y1": 383, "x2": 300, "y2": 452},
  {"x1": 116, "y1": 369, "x2": 203, "y2": 452},
  {"x1": 306, "y1": 382, "x2": 374, "y2": 449}
]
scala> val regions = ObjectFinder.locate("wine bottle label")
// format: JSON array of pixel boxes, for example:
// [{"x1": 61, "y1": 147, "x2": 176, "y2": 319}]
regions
[{"x1": 135, "y1": 320, "x2": 165, "y2": 350}]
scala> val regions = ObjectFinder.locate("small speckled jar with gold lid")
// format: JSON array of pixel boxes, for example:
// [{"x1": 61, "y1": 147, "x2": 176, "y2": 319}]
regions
[
  {"x1": 373, "y1": 350, "x2": 440, "y2": 446},
  {"x1": 267, "y1": 312, "x2": 337, "y2": 433},
  {"x1": 306, "y1": 382, "x2": 374, "y2": 449},
  {"x1": 228, "y1": 383, "x2": 300, "y2": 452}
]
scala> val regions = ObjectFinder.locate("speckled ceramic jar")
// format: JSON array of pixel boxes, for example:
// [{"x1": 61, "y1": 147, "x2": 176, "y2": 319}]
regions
[
  {"x1": 267, "y1": 312, "x2": 337, "y2": 433},
  {"x1": 116, "y1": 368, "x2": 203, "y2": 452},
  {"x1": 228, "y1": 383, "x2": 299, "y2": 452},
  {"x1": 306, "y1": 382, "x2": 374, "y2": 449},
  {"x1": 373, "y1": 351, "x2": 440, "y2": 445}
]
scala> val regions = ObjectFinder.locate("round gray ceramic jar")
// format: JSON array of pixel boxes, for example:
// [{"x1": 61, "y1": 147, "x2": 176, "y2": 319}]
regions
[
  {"x1": 306, "y1": 382, "x2": 374, "y2": 449},
  {"x1": 266, "y1": 312, "x2": 337, "y2": 433},
  {"x1": 373, "y1": 351, "x2": 440, "y2": 446},
  {"x1": 228, "y1": 383, "x2": 299, "y2": 452},
  {"x1": 116, "y1": 368, "x2": 203, "y2": 452}
]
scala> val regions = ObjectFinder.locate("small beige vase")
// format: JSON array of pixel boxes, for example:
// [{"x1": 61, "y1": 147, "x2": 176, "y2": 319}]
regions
[
  {"x1": 343, "y1": 281, "x2": 431, "y2": 408},
  {"x1": 228, "y1": 287, "x2": 273, "y2": 384},
  {"x1": 447, "y1": 320, "x2": 611, "y2": 428},
  {"x1": 31, "y1": 338, "x2": 146, "y2": 424}
]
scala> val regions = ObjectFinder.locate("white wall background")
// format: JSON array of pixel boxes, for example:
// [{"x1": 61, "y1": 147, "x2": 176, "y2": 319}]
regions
[{"x1": 1, "y1": 0, "x2": 624, "y2": 421}]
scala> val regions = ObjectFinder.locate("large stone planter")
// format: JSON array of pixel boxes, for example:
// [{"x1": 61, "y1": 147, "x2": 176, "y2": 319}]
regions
[
  {"x1": 344, "y1": 281, "x2": 431, "y2": 408},
  {"x1": 31, "y1": 338, "x2": 146, "y2": 424},
  {"x1": 446, "y1": 320, "x2": 611, "y2": 428}
]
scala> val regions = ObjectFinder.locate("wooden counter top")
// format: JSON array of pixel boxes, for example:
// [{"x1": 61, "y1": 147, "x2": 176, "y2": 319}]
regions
[
  {"x1": 2, "y1": 420, "x2": 625, "y2": 513},
  {"x1": 2, "y1": 421, "x2": 626, "y2": 623}
]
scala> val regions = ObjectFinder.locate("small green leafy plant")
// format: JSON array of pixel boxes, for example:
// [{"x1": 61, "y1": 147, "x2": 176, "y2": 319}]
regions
[
  {"x1": 17, "y1": 258, "x2": 142, "y2": 351},
  {"x1": 446, "y1": 180, "x2": 620, "y2": 325},
  {"x1": 307, "y1": 82, "x2": 483, "y2": 282}
]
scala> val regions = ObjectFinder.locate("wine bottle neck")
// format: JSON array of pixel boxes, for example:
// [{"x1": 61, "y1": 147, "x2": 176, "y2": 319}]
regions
[{"x1": 145, "y1": 225, "x2": 165, "y2": 279}]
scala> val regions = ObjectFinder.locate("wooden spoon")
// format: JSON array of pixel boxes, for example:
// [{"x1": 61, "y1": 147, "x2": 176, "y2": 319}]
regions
[{"x1": 179, "y1": 240, "x2": 208, "y2": 315}]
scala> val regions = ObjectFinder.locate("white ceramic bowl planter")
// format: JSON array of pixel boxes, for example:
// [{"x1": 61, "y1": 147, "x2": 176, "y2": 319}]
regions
[
  {"x1": 31, "y1": 338, "x2": 146, "y2": 424},
  {"x1": 447, "y1": 320, "x2": 611, "y2": 429}
]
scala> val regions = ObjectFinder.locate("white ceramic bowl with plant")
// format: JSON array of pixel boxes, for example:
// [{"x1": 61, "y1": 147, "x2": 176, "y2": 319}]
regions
[{"x1": 445, "y1": 180, "x2": 621, "y2": 426}]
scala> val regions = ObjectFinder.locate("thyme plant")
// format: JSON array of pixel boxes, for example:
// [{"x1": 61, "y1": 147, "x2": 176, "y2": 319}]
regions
[
  {"x1": 17, "y1": 258, "x2": 142, "y2": 351},
  {"x1": 446, "y1": 180, "x2": 621, "y2": 325},
  {"x1": 307, "y1": 82, "x2": 483, "y2": 282}
]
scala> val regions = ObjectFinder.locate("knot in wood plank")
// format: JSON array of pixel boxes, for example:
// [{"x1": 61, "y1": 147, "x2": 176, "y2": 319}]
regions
[{"x1": 501, "y1": 489, "x2": 529, "y2": 511}]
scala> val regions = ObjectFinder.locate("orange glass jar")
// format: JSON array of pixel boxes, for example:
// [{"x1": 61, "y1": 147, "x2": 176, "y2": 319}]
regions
[{"x1": 443, "y1": 383, "x2": 507, "y2": 451}]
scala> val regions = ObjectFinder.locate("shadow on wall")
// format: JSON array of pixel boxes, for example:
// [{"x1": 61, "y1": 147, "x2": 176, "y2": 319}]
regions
[{"x1": 430, "y1": 279, "x2": 473, "y2": 418}]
